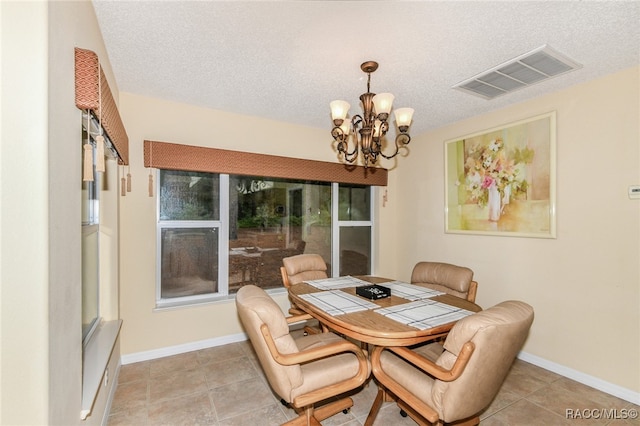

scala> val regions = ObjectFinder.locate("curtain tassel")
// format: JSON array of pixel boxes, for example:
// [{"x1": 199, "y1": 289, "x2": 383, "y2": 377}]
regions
[
  {"x1": 127, "y1": 169, "x2": 132, "y2": 192},
  {"x1": 95, "y1": 135, "x2": 105, "y2": 172},
  {"x1": 83, "y1": 144, "x2": 93, "y2": 181},
  {"x1": 148, "y1": 171, "x2": 154, "y2": 197},
  {"x1": 121, "y1": 168, "x2": 126, "y2": 196}
]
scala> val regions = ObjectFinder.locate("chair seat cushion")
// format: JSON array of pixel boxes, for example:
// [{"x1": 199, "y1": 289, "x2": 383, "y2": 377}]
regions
[
  {"x1": 295, "y1": 331, "x2": 343, "y2": 352},
  {"x1": 290, "y1": 332, "x2": 366, "y2": 401},
  {"x1": 378, "y1": 342, "x2": 444, "y2": 407}
]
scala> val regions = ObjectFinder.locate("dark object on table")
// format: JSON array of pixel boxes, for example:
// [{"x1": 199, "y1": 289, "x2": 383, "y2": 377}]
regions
[{"x1": 356, "y1": 284, "x2": 391, "y2": 300}]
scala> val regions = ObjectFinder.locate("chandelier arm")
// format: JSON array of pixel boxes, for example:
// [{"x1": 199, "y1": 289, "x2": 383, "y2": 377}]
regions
[
  {"x1": 332, "y1": 125, "x2": 359, "y2": 162},
  {"x1": 378, "y1": 121, "x2": 390, "y2": 139},
  {"x1": 366, "y1": 150, "x2": 378, "y2": 167},
  {"x1": 341, "y1": 148, "x2": 359, "y2": 163},
  {"x1": 331, "y1": 126, "x2": 345, "y2": 141},
  {"x1": 378, "y1": 133, "x2": 412, "y2": 160},
  {"x1": 351, "y1": 114, "x2": 364, "y2": 129},
  {"x1": 340, "y1": 141, "x2": 359, "y2": 158}
]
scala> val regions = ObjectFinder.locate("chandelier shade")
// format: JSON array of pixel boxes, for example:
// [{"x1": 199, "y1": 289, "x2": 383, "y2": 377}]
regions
[
  {"x1": 330, "y1": 100, "x2": 351, "y2": 122},
  {"x1": 330, "y1": 61, "x2": 414, "y2": 167},
  {"x1": 372, "y1": 93, "x2": 394, "y2": 116},
  {"x1": 394, "y1": 107, "x2": 415, "y2": 130}
]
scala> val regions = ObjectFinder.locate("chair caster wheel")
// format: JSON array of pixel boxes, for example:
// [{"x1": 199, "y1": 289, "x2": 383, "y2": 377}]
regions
[
  {"x1": 400, "y1": 409, "x2": 408, "y2": 417},
  {"x1": 342, "y1": 408, "x2": 350, "y2": 414}
]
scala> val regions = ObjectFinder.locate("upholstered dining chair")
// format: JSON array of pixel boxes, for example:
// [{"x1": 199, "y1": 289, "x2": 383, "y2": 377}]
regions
[
  {"x1": 281, "y1": 253, "x2": 329, "y2": 289},
  {"x1": 366, "y1": 300, "x2": 534, "y2": 426},
  {"x1": 236, "y1": 285, "x2": 370, "y2": 426},
  {"x1": 411, "y1": 261, "x2": 478, "y2": 303},
  {"x1": 280, "y1": 254, "x2": 330, "y2": 334}
]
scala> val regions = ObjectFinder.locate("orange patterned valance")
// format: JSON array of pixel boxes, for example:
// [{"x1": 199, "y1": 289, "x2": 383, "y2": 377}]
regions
[
  {"x1": 143, "y1": 140, "x2": 388, "y2": 186},
  {"x1": 74, "y1": 47, "x2": 129, "y2": 165}
]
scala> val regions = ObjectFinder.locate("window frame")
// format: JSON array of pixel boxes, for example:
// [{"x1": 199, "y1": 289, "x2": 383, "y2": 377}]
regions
[
  {"x1": 81, "y1": 134, "x2": 101, "y2": 345},
  {"x1": 155, "y1": 174, "x2": 229, "y2": 308},
  {"x1": 154, "y1": 170, "x2": 376, "y2": 308},
  {"x1": 331, "y1": 183, "x2": 375, "y2": 277}
]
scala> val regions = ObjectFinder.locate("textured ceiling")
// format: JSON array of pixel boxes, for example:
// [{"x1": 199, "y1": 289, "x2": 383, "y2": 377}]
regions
[{"x1": 92, "y1": 1, "x2": 640, "y2": 136}]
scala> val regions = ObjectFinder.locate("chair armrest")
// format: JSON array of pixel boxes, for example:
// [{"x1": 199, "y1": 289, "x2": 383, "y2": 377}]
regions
[
  {"x1": 287, "y1": 312, "x2": 329, "y2": 334},
  {"x1": 280, "y1": 266, "x2": 291, "y2": 288},
  {"x1": 467, "y1": 280, "x2": 478, "y2": 303},
  {"x1": 260, "y1": 323, "x2": 367, "y2": 367},
  {"x1": 286, "y1": 313, "x2": 314, "y2": 324},
  {"x1": 384, "y1": 343, "x2": 474, "y2": 382}
]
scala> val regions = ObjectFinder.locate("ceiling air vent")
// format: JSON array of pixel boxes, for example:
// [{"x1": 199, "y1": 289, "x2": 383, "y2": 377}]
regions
[{"x1": 452, "y1": 45, "x2": 582, "y2": 100}]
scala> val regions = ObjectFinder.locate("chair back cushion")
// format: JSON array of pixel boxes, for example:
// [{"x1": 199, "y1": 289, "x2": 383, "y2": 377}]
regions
[
  {"x1": 236, "y1": 285, "x2": 303, "y2": 400},
  {"x1": 432, "y1": 300, "x2": 534, "y2": 422},
  {"x1": 283, "y1": 254, "x2": 328, "y2": 285},
  {"x1": 411, "y1": 262, "x2": 473, "y2": 299}
]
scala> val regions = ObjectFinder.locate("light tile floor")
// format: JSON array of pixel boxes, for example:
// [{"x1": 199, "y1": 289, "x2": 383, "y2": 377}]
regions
[{"x1": 108, "y1": 338, "x2": 639, "y2": 426}]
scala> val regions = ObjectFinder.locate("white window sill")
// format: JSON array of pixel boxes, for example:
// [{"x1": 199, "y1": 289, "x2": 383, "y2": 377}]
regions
[
  {"x1": 81, "y1": 319, "x2": 122, "y2": 421},
  {"x1": 154, "y1": 288, "x2": 288, "y2": 311}
]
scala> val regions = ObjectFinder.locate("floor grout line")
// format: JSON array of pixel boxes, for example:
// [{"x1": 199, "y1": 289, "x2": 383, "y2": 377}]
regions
[{"x1": 108, "y1": 345, "x2": 639, "y2": 426}]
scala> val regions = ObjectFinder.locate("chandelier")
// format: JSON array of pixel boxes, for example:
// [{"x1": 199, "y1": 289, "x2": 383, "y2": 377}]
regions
[{"x1": 330, "y1": 61, "x2": 414, "y2": 168}]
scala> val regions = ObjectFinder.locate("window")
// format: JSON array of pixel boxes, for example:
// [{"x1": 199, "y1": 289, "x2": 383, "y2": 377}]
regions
[
  {"x1": 158, "y1": 171, "x2": 221, "y2": 303},
  {"x1": 81, "y1": 128, "x2": 100, "y2": 342},
  {"x1": 156, "y1": 170, "x2": 374, "y2": 307},
  {"x1": 337, "y1": 184, "x2": 372, "y2": 276}
]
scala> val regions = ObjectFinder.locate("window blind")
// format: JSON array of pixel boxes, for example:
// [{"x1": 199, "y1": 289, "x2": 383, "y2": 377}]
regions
[
  {"x1": 75, "y1": 47, "x2": 129, "y2": 165},
  {"x1": 143, "y1": 140, "x2": 388, "y2": 186}
]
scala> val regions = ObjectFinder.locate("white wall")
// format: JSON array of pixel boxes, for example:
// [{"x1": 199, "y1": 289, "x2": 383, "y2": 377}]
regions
[{"x1": 389, "y1": 66, "x2": 640, "y2": 394}]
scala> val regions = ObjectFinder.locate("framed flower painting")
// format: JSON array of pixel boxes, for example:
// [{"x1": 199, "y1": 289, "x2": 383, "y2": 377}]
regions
[{"x1": 445, "y1": 111, "x2": 556, "y2": 238}]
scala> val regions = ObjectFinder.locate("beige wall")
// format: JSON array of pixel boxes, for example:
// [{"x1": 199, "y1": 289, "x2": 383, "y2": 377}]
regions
[
  {"x1": 118, "y1": 93, "x2": 348, "y2": 354},
  {"x1": 1, "y1": 0, "x2": 122, "y2": 423},
  {"x1": 1, "y1": 2, "x2": 49, "y2": 423},
  {"x1": 49, "y1": 2, "x2": 123, "y2": 422},
  {"x1": 390, "y1": 66, "x2": 640, "y2": 393}
]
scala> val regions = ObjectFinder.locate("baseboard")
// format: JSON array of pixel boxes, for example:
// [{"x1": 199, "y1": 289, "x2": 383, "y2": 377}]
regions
[
  {"x1": 518, "y1": 351, "x2": 639, "y2": 405},
  {"x1": 101, "y1": 360, "x2": 121, "y2": 426},
  {"x1": 120, "y1": 333, "x2": 248, "y2": 365}
]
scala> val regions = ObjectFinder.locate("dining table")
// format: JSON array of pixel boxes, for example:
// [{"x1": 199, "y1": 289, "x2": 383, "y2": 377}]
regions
[{"x1": 287, "y1": 275, "x2": 482, "y2": 347}]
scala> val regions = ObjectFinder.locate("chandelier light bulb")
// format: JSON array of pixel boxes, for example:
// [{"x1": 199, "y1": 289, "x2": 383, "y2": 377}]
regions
[{"x1": 373, "y1": 119, "x2": 383, "y2": 138}]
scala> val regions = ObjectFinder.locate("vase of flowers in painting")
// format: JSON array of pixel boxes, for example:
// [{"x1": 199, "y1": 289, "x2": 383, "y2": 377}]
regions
[
  {"x1": 465, "y1": 138, "x2": 523, "y2": 223},
  {"x1": 487, "y1": 181, "x2": 501, "y2": 221}
]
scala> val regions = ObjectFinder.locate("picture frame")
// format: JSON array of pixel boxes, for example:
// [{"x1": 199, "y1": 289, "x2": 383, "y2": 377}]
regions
[{"x1": 445, "y1": 111, "x2": 556, "y2": 238}]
